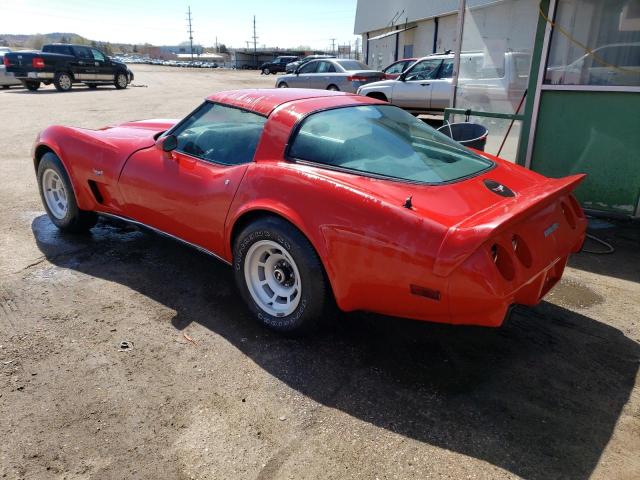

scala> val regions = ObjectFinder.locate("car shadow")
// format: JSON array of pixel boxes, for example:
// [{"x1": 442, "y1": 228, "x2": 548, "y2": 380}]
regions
[
  {"x1": 32, "y1": 215, "x2": 639, "y2": 480},
  {"x1": 5, "y1": 86, "x2": 120, "y2": 94}
]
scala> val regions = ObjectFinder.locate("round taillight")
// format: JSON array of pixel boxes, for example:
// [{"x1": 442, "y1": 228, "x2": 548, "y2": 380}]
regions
[
  {"x1": 561, "y1": 201, "x2": 576, "y2": 229},
  {"x1": 490, "y1": 243, "x2": 515, "y2": 281},
  {"x1": 512, "y1": 234, "x2": 532, "y2": 268}
]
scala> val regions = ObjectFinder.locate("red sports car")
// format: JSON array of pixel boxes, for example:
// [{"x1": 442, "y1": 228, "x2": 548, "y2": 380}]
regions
[{"x1": 33, "y1": 89, "x2": 586, "y2": 334}]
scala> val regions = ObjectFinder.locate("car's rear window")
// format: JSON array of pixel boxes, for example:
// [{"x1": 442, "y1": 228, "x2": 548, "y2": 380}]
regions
[
  {"x1": 288, "y1": 105, "x2": 493, "y2": 184},
  {"x1": 336, "y1": 60, "x2": 370, "y2": 70}
]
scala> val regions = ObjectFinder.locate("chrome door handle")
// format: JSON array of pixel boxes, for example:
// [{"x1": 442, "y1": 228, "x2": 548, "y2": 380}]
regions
[{"x1": 420, "y1": 83, "x2": 430, "y2": 86}]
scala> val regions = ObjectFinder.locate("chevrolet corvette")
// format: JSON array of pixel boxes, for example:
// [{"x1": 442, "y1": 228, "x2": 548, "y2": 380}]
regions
[{"x1": 33, "y1": 88, "x2": 587, "y2": 334}]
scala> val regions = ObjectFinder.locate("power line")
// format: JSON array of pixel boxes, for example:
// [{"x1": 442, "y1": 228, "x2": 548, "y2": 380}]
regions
[
  {"x1": 186, "y1": 5, "x2": 194, "y2": 60},
  {"x1": 252, "y1": 15, "x2": 259, "y2": 66}
]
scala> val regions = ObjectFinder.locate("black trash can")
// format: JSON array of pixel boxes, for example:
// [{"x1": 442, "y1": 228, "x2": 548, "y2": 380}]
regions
[{"x1": 437, "y1": 122, "x2": 488, "y2": 151}]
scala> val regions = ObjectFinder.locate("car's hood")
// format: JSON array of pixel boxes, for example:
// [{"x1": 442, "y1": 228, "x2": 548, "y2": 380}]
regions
[{"x1": 73, "y1": 119, "x2": 179, "y2": 154}]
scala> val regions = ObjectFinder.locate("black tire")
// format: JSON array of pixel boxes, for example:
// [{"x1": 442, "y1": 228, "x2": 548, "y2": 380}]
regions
[
  {"x1": 86, "y1": 84, "x2": 98, "y2": 89},
  {"x1": 233, "y1": 216, "x2": 331, "y2": 335},
  {"x1": 2, "y1": 85, "x2": 10, "y2": 90},
  {"x1": 24, "y1": 81, "x2": 41, "y2": 91},
  {"x1": 114, "y1": 72, "x2": 128, "y2": 89},
  {"x1": 37, "y1": 152, "x2": 97, "y2": 233},
  {"x1": 327, "y1": 84, "x2": 340, "y2": 91},
  {"x1": 262, "y1": 67, "x2": 271, "y2": 75},
  {"x1": 277, "y1": 82, "x2": 288, "y2": 88},
  {"x1": 53, "y1": 72, "x2": 73, "y2": 92}
]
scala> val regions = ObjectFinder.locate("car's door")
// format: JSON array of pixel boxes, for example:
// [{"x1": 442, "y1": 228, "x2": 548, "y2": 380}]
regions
[
  {"x1": 315, "y1": 60, "x2": 338, "y2": 88},
  {"x1": 392, "y1": 58, "x2": 442, "y2": 111},
  {"x1": 118, "y1": 102, "x2": 267, "y2": 255},
  {"x1": 70, "y1": 46, "x2": 95, "y2": 81},
  {"x1": 290, "y1": 60, "x2": 319, "y2": 87},
  {"x1": 90, "y1": 48, "x2": 113, "y2": 81},
  {"x1": 429, "y1": 58, "x2": 454, "y2": 111}
]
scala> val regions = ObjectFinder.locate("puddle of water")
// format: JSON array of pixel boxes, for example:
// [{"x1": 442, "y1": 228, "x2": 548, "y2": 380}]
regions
[{"x1": 546, "y1": 278, "x2": 605, "y2": 309}]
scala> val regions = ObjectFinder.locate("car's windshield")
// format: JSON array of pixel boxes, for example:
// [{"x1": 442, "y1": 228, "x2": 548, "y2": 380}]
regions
[{"x1": 289, "y1": 105, "x2": 493, "y2": 184}]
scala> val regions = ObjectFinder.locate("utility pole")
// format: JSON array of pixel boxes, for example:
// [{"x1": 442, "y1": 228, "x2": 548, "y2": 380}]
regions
[
  {"x1": 186, "y1": 6, "x2": 194, "y2": 60},
  {"x1": 330, "y1": 38, "x2": 336, "y2": 54},
  {"x1": 252, "y1": 15, "x2": 258, "y2": 68}
]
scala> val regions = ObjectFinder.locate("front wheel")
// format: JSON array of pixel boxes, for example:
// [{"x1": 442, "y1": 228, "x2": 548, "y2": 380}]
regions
[
  {"x1": 114, "y1": 72, "x2": 128, "y2": 89},
  {"x1": 37, "y1": 153, "x2": 97, "y2": 233},
  {"x1": 277, "y1": 82, "x2": 288, "y2": 88},
  {"x1": 233, "y1": 216, "x2": 331, "y2": 335},
  {"x1": 327, "y1": 84, "x2": 339, "y2": 91},
  {"x1": 53, "y1": 72, "x2": 73, "y2": 92}
]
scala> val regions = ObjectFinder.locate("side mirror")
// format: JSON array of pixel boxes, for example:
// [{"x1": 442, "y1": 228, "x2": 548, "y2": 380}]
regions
[{"x1": 157, "y1": 134, "x2": 177, "y2": 152}]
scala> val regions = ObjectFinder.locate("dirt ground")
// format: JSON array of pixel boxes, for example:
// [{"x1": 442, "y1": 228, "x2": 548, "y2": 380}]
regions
[{"x1": 0, "y1": 65, "x2": 639, "y2": 480}]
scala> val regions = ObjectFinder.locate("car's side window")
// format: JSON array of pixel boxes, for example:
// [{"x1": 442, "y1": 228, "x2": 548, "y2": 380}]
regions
[
  {"x1": 298, "y1": 61, "x2": 318, "y2": 74},
  {"x1": 405, "y1": 59, "x2": 442, "y2": 81},
  {"x1": 172, "y1": 102, "x2": 267, "y2": 165},
  {"x1": 91, "y1": 49, "x2": 106, "y2": 62},
  {"x1": 317, "y1": 61, "x2": 336, "y2": 73},
  {"x1": 438, "y1": 59, "x2": 454, "y2": 79},
  {"x1": 384, "y1": 62, "x2": 404, "y2": 74},
  {"x1": 74, "y1": 47, "x2": 93, "y2": 60}
]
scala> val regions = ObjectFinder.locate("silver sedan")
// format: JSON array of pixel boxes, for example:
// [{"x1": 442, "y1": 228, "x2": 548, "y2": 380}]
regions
[{"x1": 275, "y1": 59, "x2": 384, "y2": 93}]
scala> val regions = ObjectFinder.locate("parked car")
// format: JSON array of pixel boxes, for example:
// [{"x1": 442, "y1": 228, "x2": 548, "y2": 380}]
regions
[
  {"x1": 382, "y1": 58, "x2": 417, "y2": 79},
  {"x1": 276, "y1": 59, "x2": 383, "y2": 92},
  {"x1": 546, "y1": 42, "x2": 640, "y2": 87},
  {"x1": 260, "y1": 56, "x2": 299, "y2": 75},
  {"x1": 0, "y1": 48, "x2": 22, "y2": 89},
  {"x1": 357, "y1": 51, "x2": 530, "y2": 115},
  {"x1": 285, "y1": 54, "x2": 335, "y2": 73},
  {"x1": 3, "y1": 43, "x2": 134, "y2": 92},
  {"x1": 32, "y1": 88, "x2": 586, "y2": 335}
]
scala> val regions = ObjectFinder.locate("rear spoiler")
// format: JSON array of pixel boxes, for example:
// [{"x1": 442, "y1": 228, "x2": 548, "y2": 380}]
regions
[{"x1": 433, "y1": 174, "x2": 586, "y2": 277}]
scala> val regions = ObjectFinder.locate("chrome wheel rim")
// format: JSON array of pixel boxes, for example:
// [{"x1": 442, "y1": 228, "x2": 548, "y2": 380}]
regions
[
  {"x1": 59, "y1": 74, "x2": 71, "y2": 90},
  {"x1": 244, "y1": 240, "x2": 301, "y2": 317},
  {"x1": 42, "y1": 169, "x2": 68, "y2": 219},
  {"x1": 117, "y1": 74, "x2": 127, "y2": 87}
]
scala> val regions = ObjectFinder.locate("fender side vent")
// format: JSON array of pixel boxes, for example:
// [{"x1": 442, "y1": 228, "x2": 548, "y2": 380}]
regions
[
  {"x1": 410, "y1": 284, "x2": 441, "y2": 301},
  {"x1": 88, "y1": 180, "x2": 104, "y2": 204}
]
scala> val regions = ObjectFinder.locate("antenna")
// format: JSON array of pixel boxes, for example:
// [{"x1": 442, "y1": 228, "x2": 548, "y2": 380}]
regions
[{"x1": 186, "y1": 6, "x2": 194, "y2": 60}]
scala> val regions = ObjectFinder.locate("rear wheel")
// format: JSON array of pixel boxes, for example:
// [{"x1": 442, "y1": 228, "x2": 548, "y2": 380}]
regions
[
  {"x1": 233, "y1": 216, "x2": 331, "y2": 335},
  {"x1": 327, "y1": 84, "x2": 340, "y2": 91},
  {"x1": 277, "y1": 82, "x2": 288, "y2": 88},
  {"x1": 262, "y1": 67, "x2": 271, "y2": 75},
  {"x1": 53, "y1": 72, "x2": 73, "y2": 92},
  {"x1": 114, "y1": 72, "x2": 128, "y2": 89},
  {"x1": 37, "y1": 153, "x2": 97, "y2": 233},
  {"x1": 24, "y1": 81, "x2": 41, "y2": 91}
]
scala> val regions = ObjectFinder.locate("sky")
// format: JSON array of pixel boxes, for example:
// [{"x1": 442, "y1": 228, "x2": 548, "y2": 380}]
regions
[{"x1": 1, "y1": 0, "x2": 360, "y2": 50}]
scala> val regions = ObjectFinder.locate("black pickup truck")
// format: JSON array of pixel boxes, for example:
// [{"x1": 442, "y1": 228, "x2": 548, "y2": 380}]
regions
[{"x1": 3, "y1": 43, "x2": 134, "y2": 92}]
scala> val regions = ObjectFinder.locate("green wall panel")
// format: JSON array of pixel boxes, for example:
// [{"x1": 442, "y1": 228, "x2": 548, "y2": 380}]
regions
[{"x1": 530, "y1": 90, "x2": 640, "y2": 216}]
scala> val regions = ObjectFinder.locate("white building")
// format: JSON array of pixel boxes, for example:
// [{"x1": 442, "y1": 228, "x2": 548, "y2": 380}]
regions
[{"x1": 354, "y1": 0, "x2": 538, "y2": 70}]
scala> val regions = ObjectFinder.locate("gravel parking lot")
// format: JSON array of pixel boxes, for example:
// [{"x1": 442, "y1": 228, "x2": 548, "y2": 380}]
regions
[{"x1": 1, "y1": 65, "x2": 639, "y2": 480}]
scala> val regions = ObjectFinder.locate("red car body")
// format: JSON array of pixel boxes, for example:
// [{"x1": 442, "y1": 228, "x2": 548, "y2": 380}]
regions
[{"x1": 32, "y1": 89, "x2": 587, "y2": 327}]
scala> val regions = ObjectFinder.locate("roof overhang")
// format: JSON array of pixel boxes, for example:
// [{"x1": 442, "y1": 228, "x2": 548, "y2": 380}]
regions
[{"x1": 368, "y1": 25, "x2": 417, "y2": 41}]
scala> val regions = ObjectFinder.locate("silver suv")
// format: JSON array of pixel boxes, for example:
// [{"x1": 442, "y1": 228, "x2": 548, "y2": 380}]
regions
[{"x1": 357, "y1": 51, "x2": 531, "y2": 115}]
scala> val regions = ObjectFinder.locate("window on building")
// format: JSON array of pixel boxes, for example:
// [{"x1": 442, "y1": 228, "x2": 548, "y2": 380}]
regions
[{"x1": 544, "y1": 0, "x2": 640, "y2": 87}]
